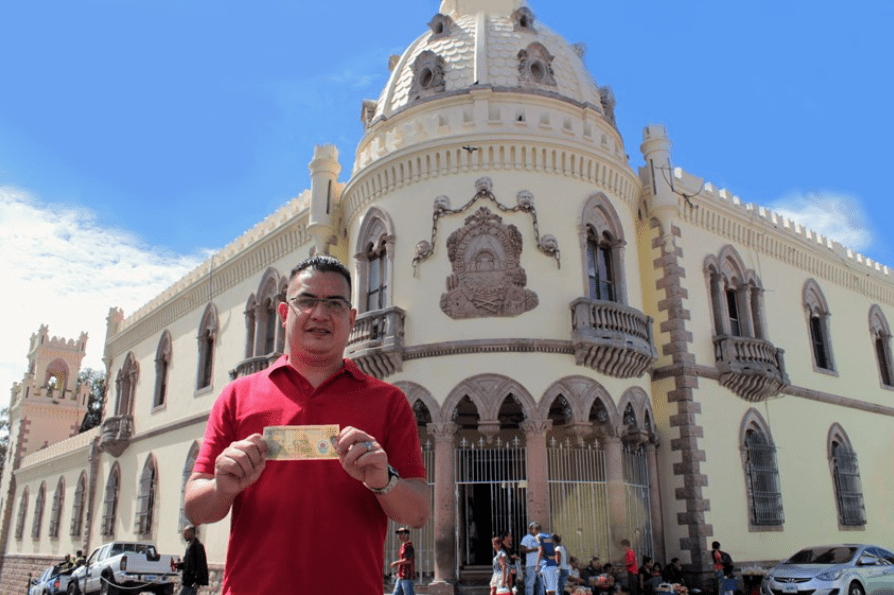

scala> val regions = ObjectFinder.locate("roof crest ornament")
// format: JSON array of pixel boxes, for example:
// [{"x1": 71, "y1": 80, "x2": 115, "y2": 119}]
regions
[{"x1": 438, "y1": 0, "x2": 527, "y2": 18}]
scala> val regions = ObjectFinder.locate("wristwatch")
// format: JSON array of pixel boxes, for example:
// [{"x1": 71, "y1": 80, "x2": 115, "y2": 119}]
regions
[{"x1": 367, "y1": 464, "x2": 400, "y2": 495}]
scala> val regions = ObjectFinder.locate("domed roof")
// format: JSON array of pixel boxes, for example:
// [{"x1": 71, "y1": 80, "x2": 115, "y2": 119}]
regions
[{"x1": 370, "y1": 0, "x2": 606, "y2": 122}]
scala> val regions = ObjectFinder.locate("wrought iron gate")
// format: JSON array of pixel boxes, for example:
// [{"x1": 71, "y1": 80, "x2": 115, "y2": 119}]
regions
[
  {"x1": 455, "y1": 436, "x2": 527, "y2": 569},
  {"x1": 623, "y1": 445, "x2": 653, "y2": 559},
  {"x1": 547, "y1": 437, "x2": 611, "y2": 559}
]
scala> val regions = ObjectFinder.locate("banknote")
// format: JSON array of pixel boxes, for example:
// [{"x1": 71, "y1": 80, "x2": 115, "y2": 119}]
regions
[{"x1": 263, "y1": 424, "x2": 340, "y2": 460}]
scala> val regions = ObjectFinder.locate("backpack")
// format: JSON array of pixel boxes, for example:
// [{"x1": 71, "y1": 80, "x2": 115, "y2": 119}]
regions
[{"x1": 720, "y1": 551, "x2": 734, "y2": 574}]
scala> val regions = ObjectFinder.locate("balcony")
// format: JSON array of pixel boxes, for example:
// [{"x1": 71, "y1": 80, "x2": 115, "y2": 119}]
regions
[
  {"x1": 570, "y1": 297, "x2": 657, "y2": 378},
  {"x1": 346, "y1": 306, "x2": 406, "y2": 378},
  {"x1": 99, "y1": 415, "x2": 134, "y2": 457},
  {"x1": 229, "y1": 352, "x2": 282, "y2": 380},
  {"x1": 713, "y1": 335, "x2": 789, "y2": 402}
]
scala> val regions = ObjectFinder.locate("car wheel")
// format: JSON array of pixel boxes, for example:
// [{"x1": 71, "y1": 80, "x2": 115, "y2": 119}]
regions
[
  {"x1": 67, "y1": 582, "x2": 79, "y2": 595},
  {"x1": 99, "y1": 577, "x2": 117, "y2": 595},
  {"x1": 848, "y1": 582, "x2": 865, "y2": 595}
]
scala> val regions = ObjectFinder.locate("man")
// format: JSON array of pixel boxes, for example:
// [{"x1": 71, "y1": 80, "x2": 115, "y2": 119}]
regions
[
  {"x1": 184, "y1": 256, "x2": 430, "y2": 594},
  {"x1": 176, "y1": 525, "x2": 208, "y2": 595},
  {"x1": 73, "y1": 550, "x2": 86, "y2": 567},
  {"x1": 621, "y1": 540, "x2": 638, "y2": 595},
  {"x1": 579, "y1": 556, "x2": 602, "y2": 590},
  {"x1": 535, "y1": 531, "x2": 559, "y2": 595},
  {"x1": 390, "y1": 527, "x2": 416, "y2": 595},
  {"x1": 519, "y1": 522, "x2": 545, "y2": 595},
  {"x1": 59, "y1": 554, "x2": 73, "y2": 570},
  {"x1": 661, "y1": 558, "x2": 684, "y2": 586}
]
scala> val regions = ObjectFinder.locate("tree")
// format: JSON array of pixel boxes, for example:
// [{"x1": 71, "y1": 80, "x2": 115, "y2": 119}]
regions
[{"x1": 77, "y1": 368, "x2": 107, "y2": 432}]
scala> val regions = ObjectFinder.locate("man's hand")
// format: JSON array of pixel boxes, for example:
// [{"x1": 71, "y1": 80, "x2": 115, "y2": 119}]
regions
[
  {"x1": 213, "y1": 433, "x2": 268, "y2": 497},
  {"x1": 332, "y1": 426, "x2": 388, "y2": 489}
]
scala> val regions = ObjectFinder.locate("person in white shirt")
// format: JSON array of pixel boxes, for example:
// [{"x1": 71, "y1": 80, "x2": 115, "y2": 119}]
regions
[
  {"x1": 519, "y1": 522, "x2": 545, "y2": 595},
  {"x1": 554, "y1": 534, "x2": 571, "y2": 595}
]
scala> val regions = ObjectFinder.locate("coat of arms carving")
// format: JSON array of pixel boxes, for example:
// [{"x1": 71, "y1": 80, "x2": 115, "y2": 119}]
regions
[{"x1": 440, "y1": 206, "x2": 538, "y2": 319}]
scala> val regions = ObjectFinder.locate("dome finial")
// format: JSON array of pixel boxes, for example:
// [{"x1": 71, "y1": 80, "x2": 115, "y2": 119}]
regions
[{"x1": 439, "y1": 0, "x2": 526, "y2": 18}]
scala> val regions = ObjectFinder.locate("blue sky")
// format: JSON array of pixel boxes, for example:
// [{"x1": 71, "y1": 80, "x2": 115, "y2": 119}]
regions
[{"x1": 2, "y1": 0, "x2": 893, "y2": 396}]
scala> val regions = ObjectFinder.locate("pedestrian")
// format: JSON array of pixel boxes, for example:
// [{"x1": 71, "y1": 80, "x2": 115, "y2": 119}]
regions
[
  {"x1": 554, "y1": 534, "x2": 571, "y2": 595},
  {"x1": 638, "y1": 555, "x2": 652, "y2": 595},
  {"x1": 520, "y1": 522, "x2": 546, "y2": 595},
  {"x1": 184, "y1": 255, "x2": 430, "y2": 594},
  {"x1": 501, "y1": 530, "x2": 520, "y2": 587},
  {"x1": 661, "y1": 558, "x2": 684, "y2": 586},
  {"x1": 176, "y1": 525, "x2": 208, "y2": 595},
  {"x1": 390, "y1": 527, "x2": 416, "y2": 595},
  {"x1": 536, "y1": 531, "x2": 559, "y2": 595},
  {"x1": 492, "y1": 535, "x2": 511, "y2": 595},
  {"x1": 621, "y1": 540, "x2": 638, "y2": 595}
]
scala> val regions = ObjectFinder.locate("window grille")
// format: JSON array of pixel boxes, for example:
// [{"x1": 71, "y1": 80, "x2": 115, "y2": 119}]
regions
[
  {"x1": 49, "y1": 479, "x2": 64, "y2": 538},
  {"x1": 102, "y1": 468, "x2": 120, "y2": 537},
  {"x1": 136, "y1": 460, "x2": 157, "y2": 535},
  {"x1": 832, "y1": 446, "x2": 866, "y2": 525},
  {"x1": 809, "y1": 316, "x2": 830, "y2": 370},
  {"x1": 744, "y1": 434, "x2": 784, "y2": 525},
  {"x1": 70, "y1": 474, "x2": 86, "y2": 537},
  {"x1": 31, "y1": 484, "x2": 45, "y2": 539},
  {"x1": 15, "y1": 490, "x2": 28, "y2": 540},
  {"x1": 586, "y1": 229, "x2": 615, "y2": 302}
]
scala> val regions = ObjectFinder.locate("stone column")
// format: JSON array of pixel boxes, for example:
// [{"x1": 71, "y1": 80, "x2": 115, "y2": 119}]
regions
[
  {"x1": 427, "y1": 422, "x2": 458, "y2": 595},
  {"x1": 522, "y1": 420, "x2": 552, "y2": 528},
  {"x1": 601, "y1": 434, "x2": 626, "y2": 561},
  {"x1": 644, "y1": 442, "x2": 665, "y2": 564},
  {"x1": 737, "y1": 286, "x2": 754, "y2": 337}
]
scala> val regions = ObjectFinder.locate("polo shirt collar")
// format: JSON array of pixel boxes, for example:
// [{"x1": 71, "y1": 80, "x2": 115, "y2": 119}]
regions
[{"x1": 265, "y1": 354, "x2": 365, "y2": 382}]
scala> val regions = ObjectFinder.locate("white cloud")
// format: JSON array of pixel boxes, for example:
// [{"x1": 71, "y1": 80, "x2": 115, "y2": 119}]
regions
[
  {"x1": 0, "y1": 186, "x2": 206, "y2": 406},
  {"x1": 770, "y1": 191, "x2": 873, "y2": 252}
]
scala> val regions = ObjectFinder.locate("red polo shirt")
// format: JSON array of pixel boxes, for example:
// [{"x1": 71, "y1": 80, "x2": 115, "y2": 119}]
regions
[{"x1": 194, "y1": 356, "x2": 426, "y2": 595}]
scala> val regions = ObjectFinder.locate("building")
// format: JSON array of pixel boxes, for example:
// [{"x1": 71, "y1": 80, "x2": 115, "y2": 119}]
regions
[{"x1": 2, "y1": 0, "x2": 893, "y2": 593}]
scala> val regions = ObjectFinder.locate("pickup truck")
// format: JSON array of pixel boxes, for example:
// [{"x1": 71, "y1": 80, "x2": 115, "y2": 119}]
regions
[
  {"x1": 67, "y1": 542, "x2": 178, "y2": 595},
  {"x1": 29, "y1": 564, "x2": 75, "y2": 595}
]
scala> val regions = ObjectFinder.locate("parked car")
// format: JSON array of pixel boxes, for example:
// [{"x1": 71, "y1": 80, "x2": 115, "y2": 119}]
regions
[
  {"x1": 762, "y1": 544, "x2": 894, "y2": 595},
  {"x1": 67, "y1": 541, "x2": 178, "y2": 595},
  {"x1": 29, "y1": 564, "x2": 74, "y2": 595}
]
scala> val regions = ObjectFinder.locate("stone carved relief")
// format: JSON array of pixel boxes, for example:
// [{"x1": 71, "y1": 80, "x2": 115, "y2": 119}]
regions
[
  {"x1": 440, "y1": 207, "x2": 538, "y2": 319},
  {"x1": 413, "y1": 177, "x2": 560, "y2": 274}
]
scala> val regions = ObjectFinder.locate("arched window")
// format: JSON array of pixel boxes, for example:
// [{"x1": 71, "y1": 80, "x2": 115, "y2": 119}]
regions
[
  {"x1": 243, "y1": 295, "x2": 257, "y2": 358},
  {"x1": 102, "y1": 464, "x2": 121, "y2": 537},
  {"x1": 803, "y1": 280, "x2": 834, "y2": 372},
  {"x1": 254, "y1": 269, "x2": 282, "y2": 356},
  {"x1": 705, "y1": 247, "x2": 766, "y2": 339},
  {"x1": 49, "y1": 477, "x2": 64, "y2": 538},
  {"x1": 32, "y1": 481, "x2": 46, "y2": 539},
  {"x1": 70, "y1": 472, "x2": 87, "y2": 537},
  {"x1": 115, "y1": 352, "x2": 139, "y2": 416},
  {"x1": 136, "y1": 456, "x2": 158, "y2": 536},
  {"x1": 741, "y1": 411, "x2": 783, "y2": 526},
  {"x1": 180, "y1": 442, "x2": 200, "y2": 531},
  {"x1": 869, "y1": 305, "x2": 894, "y2": 387},
  {"x1": 355, "y1": 208, "x2": 395, "y2": 313},
  {"x1": 154, "y1": 331, "x2": 172, "y2": 408},
  {"x1": 196, "y1": 304, "x2": 219, "y2": 390},
  {"x1": 15, "y1": 487, "x2": 29, "y2": 540},
  {"x1": 828, "y1": 425, "x2": 866, "y2": 526},
  {"x1": 579, "y1": 193, "x2": 626, "y2": 304}
]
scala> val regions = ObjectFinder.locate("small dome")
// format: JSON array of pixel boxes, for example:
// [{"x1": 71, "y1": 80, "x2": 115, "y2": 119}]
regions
[{"x1": 370, "y1": 0, "x2": 604, "y2": 122}]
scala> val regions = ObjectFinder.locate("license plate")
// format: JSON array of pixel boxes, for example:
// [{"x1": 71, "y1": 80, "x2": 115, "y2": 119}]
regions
[
  {"x1": 144, "y1": 575, "x2": 157, "y2": 581},
  {"x1": 782, "y1": 585, "x2": 797, "y2": 593}
]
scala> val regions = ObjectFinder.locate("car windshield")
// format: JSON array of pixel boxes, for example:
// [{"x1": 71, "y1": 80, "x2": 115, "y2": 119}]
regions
[{"x1": 785, "y1": 547, "x2": 858, "y2": 565}]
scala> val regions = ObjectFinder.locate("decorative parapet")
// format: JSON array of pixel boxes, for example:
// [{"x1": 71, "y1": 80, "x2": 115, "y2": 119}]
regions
[
  {"x1": 667, "y1": 165, "x2": 894, "y2": 293},
  {"x1": 713, "y1": 335, "x2": 789, "y2": 402},
  {"x1": 570, "y1": 297, "x2": 657, "y2": 378},
  {"x1": 98, "y1": 415, "x2": 134, "y2": 457},
  {"x1": 346, "y1": 306, "x2": 406, "y2": 379},
  {"x1": 229, "y1": 353, "x2": 282, "y2": 380},
  {"x1": 19, "y1": 427, "x2": 100, "y2": 468}
]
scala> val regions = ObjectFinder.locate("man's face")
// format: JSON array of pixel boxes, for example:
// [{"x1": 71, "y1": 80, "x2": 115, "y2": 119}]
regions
[
  {"x1": 183, "y1": 528, "x2": 193, "y2": 541},
  {"x1": 590, "y1": 560, "x2": 600, "y2": 569},
  {"x1": 529, "y1": 524, "x2": 539, "y2": 535},
  {"x1": 398, "y1": 531, "x2": 409, "y2": 542},
  {"x1": 280, "y1": 269, "x2": 356, "y2": 364}
]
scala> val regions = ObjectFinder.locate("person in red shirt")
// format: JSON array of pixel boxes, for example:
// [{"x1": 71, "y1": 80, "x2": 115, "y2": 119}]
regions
[
  {"x1": 391, "y1": 527, "x2": 416, "y2": 595},
  {"x1": 185, "y1": 256, "x2": 430, "y2": 594},
  {"x1": 621, "y1": 539, "x2": 638, "y2": 595}
]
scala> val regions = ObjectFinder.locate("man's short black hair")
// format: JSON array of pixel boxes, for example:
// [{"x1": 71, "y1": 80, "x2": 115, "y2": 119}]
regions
[
  {"x1": 712, "y1": 541, "x2": 721, "y2": 550},
  {"x1": 290, "y1": 255, "x2": 352, "y2": 294}
]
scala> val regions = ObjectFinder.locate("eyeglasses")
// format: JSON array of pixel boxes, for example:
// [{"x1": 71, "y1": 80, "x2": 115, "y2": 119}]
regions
[{"x1": 288, "y1": 295, "x2": 352, "y2": 314}]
